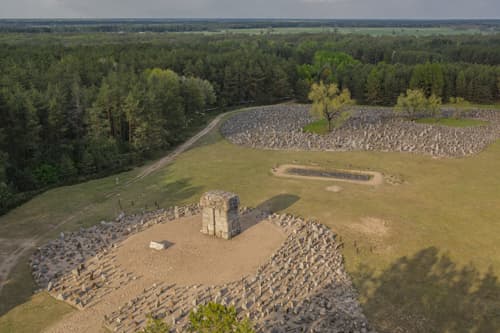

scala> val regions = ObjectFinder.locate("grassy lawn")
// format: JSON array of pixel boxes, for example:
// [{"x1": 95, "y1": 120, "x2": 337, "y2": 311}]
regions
[
  {"x1": 1, "y1": 108, "x2": 500, "y2": 332},
  {"x1": 303, "y1": 119, "x2": 330, "y2": 134},
  {"x1": 415, "y1": 117, "x2": 490, "y2": 127}
]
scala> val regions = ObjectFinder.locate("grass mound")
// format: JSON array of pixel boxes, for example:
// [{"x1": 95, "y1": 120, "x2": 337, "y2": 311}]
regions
[
  {"x1": 303, "y1": 119, "x2": 329, "y2": 134},
  {"x1": 415, "y1": 118, "x2": 490, "y2": 127}
]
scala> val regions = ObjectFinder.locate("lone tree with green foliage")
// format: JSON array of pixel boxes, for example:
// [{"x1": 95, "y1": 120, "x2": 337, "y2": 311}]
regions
[
  {"x1": 427, "y1": 94, "x2": 442, "y2": 119},
  {"x1": 395, "y1": 89, "x2": 442, "y2": 120},
  {"x1": 189, "y1": 302, "x2": 255, "y2": 333},
  {"x1": 308, "y1": 82, "x2": 354, "y2": 132}
]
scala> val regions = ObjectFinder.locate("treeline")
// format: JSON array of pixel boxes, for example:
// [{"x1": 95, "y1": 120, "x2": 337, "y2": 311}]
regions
[
  {"x1": 296, "y1": 52, "x2": 500, "y2": 105},
  {"x1": 0, "y1": 36, "x2": 295, "y2": 213},
  {"x1": 0, "y1": 67, "x2": 217, "y2": 212},
  {"x1": 1, "y1": 32, "x2": 500, "y2": 213},
  {"x1": 1, "y1": 19, "x2": 499, "y2": 33}
]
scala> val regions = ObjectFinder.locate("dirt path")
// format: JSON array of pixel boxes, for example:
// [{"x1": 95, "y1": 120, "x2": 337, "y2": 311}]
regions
[
  {"x1": 132, "y1": 112, "x2": 226, "y2": 182},
  {"x1": 0, "y1": 113, "x2": 227, "y2": 297},
  {"x1": 0, "y1": 238, "x2": 37, "y2": 292}
]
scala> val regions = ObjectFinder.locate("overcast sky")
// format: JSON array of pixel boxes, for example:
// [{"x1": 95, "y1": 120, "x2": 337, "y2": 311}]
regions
[{"x1": 0, "y1": 0, "x2": 498, "y2": 19}]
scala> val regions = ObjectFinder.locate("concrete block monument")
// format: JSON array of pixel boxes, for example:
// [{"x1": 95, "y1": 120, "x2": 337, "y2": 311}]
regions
[{"x1": 200, "y1": 190, "x2": 240, "y2": 240}]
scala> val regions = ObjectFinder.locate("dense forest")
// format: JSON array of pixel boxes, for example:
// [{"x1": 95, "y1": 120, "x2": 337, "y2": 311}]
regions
[{"x1": 1, "y1": 30, "x2": 500, "y2": 213}]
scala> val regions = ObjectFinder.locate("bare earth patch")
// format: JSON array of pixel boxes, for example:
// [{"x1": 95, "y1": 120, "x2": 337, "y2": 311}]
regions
[
  {"x1": 348, "y1": 217, "x2": 390, "y2": 237},
  {"x1": 326, "y1": 185, "x2": 343, "y2": 193}
]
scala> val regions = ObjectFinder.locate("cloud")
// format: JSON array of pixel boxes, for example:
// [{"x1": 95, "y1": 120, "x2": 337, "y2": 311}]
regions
[{"x1": 0, "y1": 0, "x2": 498, "y2": 19}]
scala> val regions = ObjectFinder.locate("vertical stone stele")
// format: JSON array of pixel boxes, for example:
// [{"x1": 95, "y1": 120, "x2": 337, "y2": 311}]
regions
[{"x1": 200, "y1": 190, "x2": 241, "y2": 240}]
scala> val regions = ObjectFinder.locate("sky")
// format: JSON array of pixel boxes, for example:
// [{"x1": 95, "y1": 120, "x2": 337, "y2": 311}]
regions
[{"x1": 0, "y1": 0, "x2": 498, "y2": 19}]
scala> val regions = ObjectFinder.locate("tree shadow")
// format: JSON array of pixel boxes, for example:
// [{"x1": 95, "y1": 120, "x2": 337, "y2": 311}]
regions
[{"x1": 352, "y1": 247, "x2": 500, "y2": 333}]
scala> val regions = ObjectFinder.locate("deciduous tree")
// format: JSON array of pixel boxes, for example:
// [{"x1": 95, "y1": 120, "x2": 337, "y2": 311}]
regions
[
  {"x1": 396, "y1": 89, "x2": 442, "y2": 120},
  {"x1": 395, "y1": 89, "x2": 429, "y2": 120},
  {"x1": 309, "y1": 82, "x2": 354, "y2": 132}
]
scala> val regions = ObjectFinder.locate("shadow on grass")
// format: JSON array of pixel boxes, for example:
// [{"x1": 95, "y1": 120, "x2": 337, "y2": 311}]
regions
[
  {"x1": 353, "y1": 247, "x2": 500, "y2": 333},
  {"x1": 239, "y1": 194, "x2": 300, "y2": 233},
  {"x1": 0, "y1": 253, "x2": 37, "y2": 317},
  {"x1": 159, "y1": 178, "x2": 203, "y2": 204},
  {"x1": 255, "y1": 194, "x2": 300, "y2": 213}
]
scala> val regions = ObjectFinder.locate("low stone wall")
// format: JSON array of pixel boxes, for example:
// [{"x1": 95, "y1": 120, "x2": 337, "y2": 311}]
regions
[
  {"x1": 221, "y1": 105, "x2": 500, "y2": 158},
  {"x1": 30, "y1": 206, "x2": 373, "y2": 333}
]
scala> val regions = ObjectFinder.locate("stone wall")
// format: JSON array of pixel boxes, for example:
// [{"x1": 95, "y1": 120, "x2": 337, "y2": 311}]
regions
[{"x1": 221, "y1": 105, "x2": 500, "y2": 158}]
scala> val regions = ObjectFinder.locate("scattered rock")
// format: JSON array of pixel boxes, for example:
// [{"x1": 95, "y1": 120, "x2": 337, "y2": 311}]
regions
[{"x1": 221, "y1": 105, "x2": 500, "y2": 158}]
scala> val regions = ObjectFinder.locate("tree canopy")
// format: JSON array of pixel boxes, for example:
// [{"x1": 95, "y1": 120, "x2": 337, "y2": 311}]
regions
[
  {"x1": 395, "y1": 89, "x2": 442, "y2": 120},
  {"x1": 1, "y1": 31, "x2": 500, "y2": 214},
  {"x1": 309, "y1": 82, "x2": 354, "y2": 132}
]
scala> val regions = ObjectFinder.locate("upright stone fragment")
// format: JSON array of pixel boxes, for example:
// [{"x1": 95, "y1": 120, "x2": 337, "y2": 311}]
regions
[{"x1": 200, "y1": 191, "x2": 241, "y2": 240}]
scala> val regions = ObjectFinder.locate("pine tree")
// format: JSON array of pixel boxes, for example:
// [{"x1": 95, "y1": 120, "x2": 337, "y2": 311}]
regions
[
  {"x1": 59, "y1": 154, "x2": 77, "y2": 181},
  {"x1": 456, "y1": 70, "x2": 467, "y2": 98},
  {"x1": 366, "y1": 68, "x2": 383, "y2": 105}
]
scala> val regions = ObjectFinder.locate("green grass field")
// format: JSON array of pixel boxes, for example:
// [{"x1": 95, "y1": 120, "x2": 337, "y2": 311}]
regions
[
  {"x1": 1, "y1": 108, "x2": 500, "y2": 332},
  {"x1": 304, "y1": 116, "x2": 488, "y2": 135},
  {"x1": 415, "y1": 117, "x2": 490, "y2": 127}
]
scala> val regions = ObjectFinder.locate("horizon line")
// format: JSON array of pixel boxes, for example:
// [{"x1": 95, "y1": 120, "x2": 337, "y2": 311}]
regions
[{"x1": 1, "y1": 17, "x2": 500, "y2": 21}]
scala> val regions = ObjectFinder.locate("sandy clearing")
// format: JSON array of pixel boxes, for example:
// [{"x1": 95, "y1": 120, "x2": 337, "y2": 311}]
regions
[{"x1": 114, "y1": 214, "x2": 286, "y2": 286}]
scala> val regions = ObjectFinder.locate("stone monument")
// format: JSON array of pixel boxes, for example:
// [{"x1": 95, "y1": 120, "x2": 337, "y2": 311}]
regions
[
  {"x1": 200, "y1": 190, "x2": 241, "y2": 240},
  {"x1": 149, "y1": 241, "x2": 168, "y2": 251}
]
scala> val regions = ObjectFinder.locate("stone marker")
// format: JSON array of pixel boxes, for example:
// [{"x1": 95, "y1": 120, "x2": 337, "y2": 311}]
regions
[
  {"x1": 200, "y1": 190, "x2": 241, "y2": 240},
  {"x1": 149, "y1": 241, "x2": 167, "y2": 251}
]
